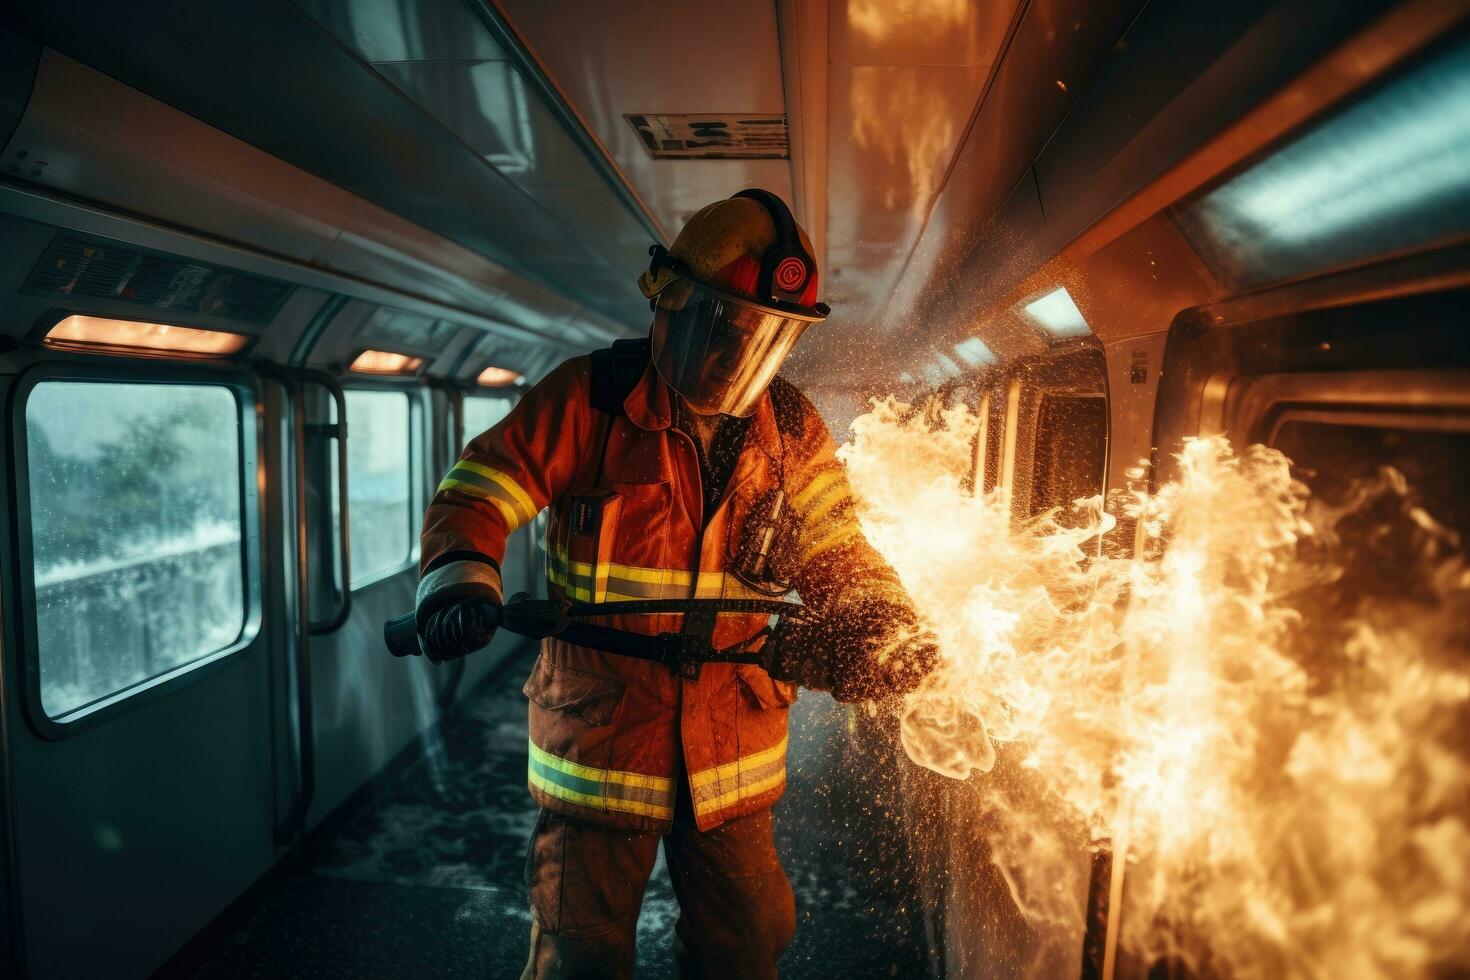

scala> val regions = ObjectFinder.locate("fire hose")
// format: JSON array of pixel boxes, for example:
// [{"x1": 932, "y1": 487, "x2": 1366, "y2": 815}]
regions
[{"x1": 384, "y1": 595, "x2": 818, "y2": 678}]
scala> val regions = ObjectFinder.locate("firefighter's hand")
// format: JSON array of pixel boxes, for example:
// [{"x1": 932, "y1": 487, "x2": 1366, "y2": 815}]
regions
[
  {"x1": 763, "y1": 619, "x2": 828, "y2": 688},
  {"x1": 873, "y1": 631, "x2": 941, "y2": 699},
  {"x1": 418, "y1": 596, "x2": 500, "y2": 665},
  {"x1": 767, "y1": 609, "x2": 939, "y2": 703}
]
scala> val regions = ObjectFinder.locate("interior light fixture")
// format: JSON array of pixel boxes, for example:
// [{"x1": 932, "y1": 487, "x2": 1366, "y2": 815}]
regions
[
  {"x1": 1174, "y1": 37, "x2": 1470, "y2": 288},
  {"x1": 349, "y1": 349, "x2": 424, "y2": 375},
  {"x1": 44, "y1": 315, "x2": 250, "y2": 357},
  {"x1": 953, "y1": 337, "x2": 996, "y2": 367},
  {"x1": 1021, "y1": 286, "x2": 1091, "y2": 338},
  {"x1": 476, "y1": 365, "x2": 523, "y2": 387},
  {"x1": 934, "y1": 354, "x2": 963, "y2": 378}
]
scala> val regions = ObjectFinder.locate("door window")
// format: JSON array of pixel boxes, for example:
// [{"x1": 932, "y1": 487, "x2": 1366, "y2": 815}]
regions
[
  {"x1": 345, "y1": 389, "x2": 415, "y2": 586},
  {"x1": 25, "y1": 381, "x2": 247, "y2": 719}
]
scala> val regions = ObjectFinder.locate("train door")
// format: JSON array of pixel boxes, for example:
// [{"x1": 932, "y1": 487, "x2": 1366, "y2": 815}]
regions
[{"x1": 0, "y1": 355, "x2": 288, "y2": 978}]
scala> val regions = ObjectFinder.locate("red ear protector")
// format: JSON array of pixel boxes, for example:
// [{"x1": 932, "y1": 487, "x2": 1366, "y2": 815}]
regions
[
  {"x1": 732, "y1": 188, "x2": 818, "y2": 309},
  {"x1": 645, "y1": 190, "x2": 828, "y2": 317}
]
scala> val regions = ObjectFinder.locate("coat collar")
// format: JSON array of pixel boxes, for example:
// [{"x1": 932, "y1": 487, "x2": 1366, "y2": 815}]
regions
[{"x1": 623, "y1": 361, "x2": 785, "y2": 462}]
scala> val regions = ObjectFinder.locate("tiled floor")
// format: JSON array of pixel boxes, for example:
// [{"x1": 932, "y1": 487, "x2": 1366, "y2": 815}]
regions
[{"x1": 194, "y1": 660, "x2": 930, "y2": 978}]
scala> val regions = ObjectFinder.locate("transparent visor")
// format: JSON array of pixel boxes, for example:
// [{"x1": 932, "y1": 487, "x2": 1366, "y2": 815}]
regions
[{"x1": 650, "y1": 278, "x2": 818, "y2": 417}]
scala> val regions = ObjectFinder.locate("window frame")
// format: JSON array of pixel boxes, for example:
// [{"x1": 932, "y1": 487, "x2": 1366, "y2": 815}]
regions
[
  {"x1": 10, "y1": 359, "x2": 264, "y2": 739},
  {"x1": 341, "y1": 380, "x2": 427, "y2": 593},
  {"x1": 1213, "y1": 368, "x2": 1470, "y2": 446},
  {"x1": 991, "y1": 342, "x2": 1111, "y2": 521}
]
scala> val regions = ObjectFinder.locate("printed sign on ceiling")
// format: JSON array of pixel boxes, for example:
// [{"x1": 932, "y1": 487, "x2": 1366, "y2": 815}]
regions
[{"x1": 625, "y1": 114, "x2": 789, "y2": 159}]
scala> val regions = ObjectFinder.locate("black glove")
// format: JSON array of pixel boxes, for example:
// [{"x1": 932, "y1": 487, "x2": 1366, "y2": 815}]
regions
[
  {"x1": 418, "y1": 596, "x2": 500, "y2": 665},
  {"x1": 766, "y1": 604, "x2": 939, "y2": 703}
]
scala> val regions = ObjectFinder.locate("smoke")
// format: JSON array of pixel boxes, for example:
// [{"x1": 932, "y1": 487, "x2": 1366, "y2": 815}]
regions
[{"x1": 837, "y1": 397, "x2": 1470, "y2": 978}]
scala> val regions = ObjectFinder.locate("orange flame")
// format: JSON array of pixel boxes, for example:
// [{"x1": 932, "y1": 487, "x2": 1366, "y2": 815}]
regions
[{"x1": 838, "y1": 397, "x2": 1470, "y2": 977}]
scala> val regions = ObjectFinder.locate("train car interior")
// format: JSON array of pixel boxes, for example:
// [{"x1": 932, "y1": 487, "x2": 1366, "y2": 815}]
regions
[{"x1": 0, "y1": 1, "x2": 1467, "y2": 977}]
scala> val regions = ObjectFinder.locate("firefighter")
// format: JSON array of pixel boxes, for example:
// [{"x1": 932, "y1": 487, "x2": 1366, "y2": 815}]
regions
[{"x1": 415, "y1": 190, "x2": 937, "y2": 979}]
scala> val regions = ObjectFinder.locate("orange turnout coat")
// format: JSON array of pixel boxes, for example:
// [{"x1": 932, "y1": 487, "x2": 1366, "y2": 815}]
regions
[{"x1": 419, "y1": 352, "x2": 911, "y2": 832}]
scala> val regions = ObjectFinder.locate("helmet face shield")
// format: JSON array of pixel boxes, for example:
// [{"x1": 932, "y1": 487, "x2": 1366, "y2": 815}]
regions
[{"x1": 650, "y1": 278, "x2": 817, "y2": 417}]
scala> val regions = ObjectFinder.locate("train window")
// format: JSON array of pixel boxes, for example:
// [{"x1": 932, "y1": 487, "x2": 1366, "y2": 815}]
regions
[
  {"x1": 1271, "y1": 414, "x2": 1470, "y2": 556},
  {"x1": 462, "y1": 394, "x2": 512, "y2": 448},
  {"x1": 1030, "y1": 394, "x2": 1108, "y2": 516},
  {"x1": 24, "y1": 381, "x2": 246, "y2": 719},
  {"x1": 345, "y1": 389, "x2": 414, "y2": 586}
]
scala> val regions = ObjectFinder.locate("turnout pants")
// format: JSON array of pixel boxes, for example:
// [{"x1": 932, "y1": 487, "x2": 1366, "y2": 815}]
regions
[{"x1": 521, "y1": 802, "x2": 797, "y2": 979}]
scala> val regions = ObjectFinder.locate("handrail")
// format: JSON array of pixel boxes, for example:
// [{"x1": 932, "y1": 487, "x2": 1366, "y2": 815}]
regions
[
  {"x1": 275, "y1": 377, "x2": 314, "y2": 843},
  {"x1": 299, "y1": 370, "x2": 352, "y2": 635},
  {"x1": 260, "y1": 364, "x2": 353, "y2": 634}
]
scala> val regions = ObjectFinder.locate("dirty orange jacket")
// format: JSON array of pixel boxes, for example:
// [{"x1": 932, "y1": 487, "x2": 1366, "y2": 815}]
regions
[{"x1": 419, "y1": 354, "x2": 912, "y2": 832}]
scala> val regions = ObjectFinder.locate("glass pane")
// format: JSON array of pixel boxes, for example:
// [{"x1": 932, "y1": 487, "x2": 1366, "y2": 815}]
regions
[
  {"x1": 26, "y1": 381, "x2": 246, "y2": 718},
  {"x1": 346, "y1": 389, "x2": 413, "y2": 586},
  {"x1": 1272, "y1": 418, "x2": 1470, "y2": 557},
  {"x1": 462, "y1": 395, "x2": 513, "y2": 448},
  {"x1": 1171, "y1": 37, "x2": 1470, "y2": 290},
  {"x1": 1030, "y1": 394, "x2": 1107, "y2": 516}
]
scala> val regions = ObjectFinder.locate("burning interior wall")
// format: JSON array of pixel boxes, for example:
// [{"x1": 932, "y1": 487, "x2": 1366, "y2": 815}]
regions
[{"x1": 828, "y1": 382, "x2": 1469, "y2": 979}]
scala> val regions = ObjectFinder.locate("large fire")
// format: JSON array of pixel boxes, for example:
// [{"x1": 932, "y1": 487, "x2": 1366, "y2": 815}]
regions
[{"x1": 837, "y1": 397, "x2": 1470, "y2": 979}]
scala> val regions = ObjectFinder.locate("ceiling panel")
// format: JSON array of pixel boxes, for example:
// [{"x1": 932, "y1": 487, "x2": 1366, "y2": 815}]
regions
[
  {"x1": 294, "y1": 0, "x2": 505, "y2": 63},
  {"x1": 285, "y1": 0, "x2": 654, "y2": 329},
  {"x1": 493, "y1": 0, "x2": 795, "y2": 239},
  {"x1": 785, "y1": 0, "x2": 1016, "y2": 388},
  {"x1": 873, "y1": 0, "x2": 1145, "y2": 380},
  {"x1": 372, "y1": 59, "x2": 593, "y2": 186},
  {"x1": 824, "y1": 61, "x2": 989, "y2": 316},
  {"x1": 367, "y1": 59, "x2": 653, "y2": 285},
  {"x1": 829, "y1": 0, "x2": 1013, "y2": 68}
]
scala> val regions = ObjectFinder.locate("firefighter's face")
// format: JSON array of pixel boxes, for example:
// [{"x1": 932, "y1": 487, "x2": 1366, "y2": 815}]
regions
[{"x1": 649, "y1": 280, "x2": 812, "y2": 418}]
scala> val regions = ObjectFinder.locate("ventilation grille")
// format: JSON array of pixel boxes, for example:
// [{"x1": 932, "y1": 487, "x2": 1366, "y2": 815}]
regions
[
  {"x1": 23, "y1": 234, "x2": 293, "y2": 326},
  {"x1": 625, "y1": 114, "x2": 788, "y2": 159}
]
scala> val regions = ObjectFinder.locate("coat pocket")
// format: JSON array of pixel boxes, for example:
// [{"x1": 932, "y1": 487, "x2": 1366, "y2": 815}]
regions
[
  {"x1": 522, "y1": 656, "x2": 626, "y2": 728},
  {"x1": 734, "y1": 664, "x2": 800, "y2": 710}
]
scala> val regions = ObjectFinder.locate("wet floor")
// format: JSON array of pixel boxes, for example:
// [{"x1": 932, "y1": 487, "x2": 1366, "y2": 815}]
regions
[{"x1": 193, "y1": 655, "x2": 930, "y2": 978}]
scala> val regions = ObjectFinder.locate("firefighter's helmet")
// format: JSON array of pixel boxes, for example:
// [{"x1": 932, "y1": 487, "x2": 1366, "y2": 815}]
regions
[{"x1": 638, "y1": 190, "x2": 828, "y2": 418}]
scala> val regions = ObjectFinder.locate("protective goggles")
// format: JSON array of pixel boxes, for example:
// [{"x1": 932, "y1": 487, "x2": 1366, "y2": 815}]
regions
[{"x1": 649, "y1": 275, "x2": 825, "y2": 418}]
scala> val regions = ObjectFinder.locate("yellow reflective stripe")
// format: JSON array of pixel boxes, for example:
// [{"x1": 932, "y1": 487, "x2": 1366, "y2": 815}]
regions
[
  {"x1": 799, "y1": 482, "x2": 849, "y2": 529},
  {"x1": 548, "y1": 557, "x2": 595, "y2": 578},
  {"x1": 791, "y1": 468, "x2": 840, "y2": 513},
  {"x1": 528, "y1": 769, "x2": 673, "y2": 820},
  {"x1": 547, "y1": 555, "x2": 594, "y2": 602},
  {"x1": 527, "y1": 740, "x2": 675, "y2": 819},
  {"x1": 805, "y1": 488, "x2": 848, "y2": 528},
  {"x1": 608, "y1": 563, "x2": 692, "y2": 586},
  {"x1": 439, "y1": 478, "x2": 521, "y2": 528},
  {"x1": 801, "y1": 518, "x2": 864, "y2": 562},
  {"x1": 694, "y1": 768, "x2": 787, "y2": 816},
  {"x1": 548, "y1": 565, "x2": 595, "y2": 602},
  {"x1": 454, "y1": 460, "x2": 537, "y2": 517},
  {"x1": 689, "y1": 736, "x2": 788, "y2": 790},
  {"x1": 594, "y1": 559, "x2": 611, "y2": 605},
  {"x1": 689, "y1": 737, "x2": 789, "y2": 816},
  {"x1": 547, "y1": 553, "x2": 754, "y2": 602},
  {"x1": 692, "y1": 571, "x2": 729, "y2": 597},
  {"x1": 438, "y1": 460, "x2": 538, "y2": 526},
  {"x1": 528, "y1": 739, "x2": 672, "y2": 792}
]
